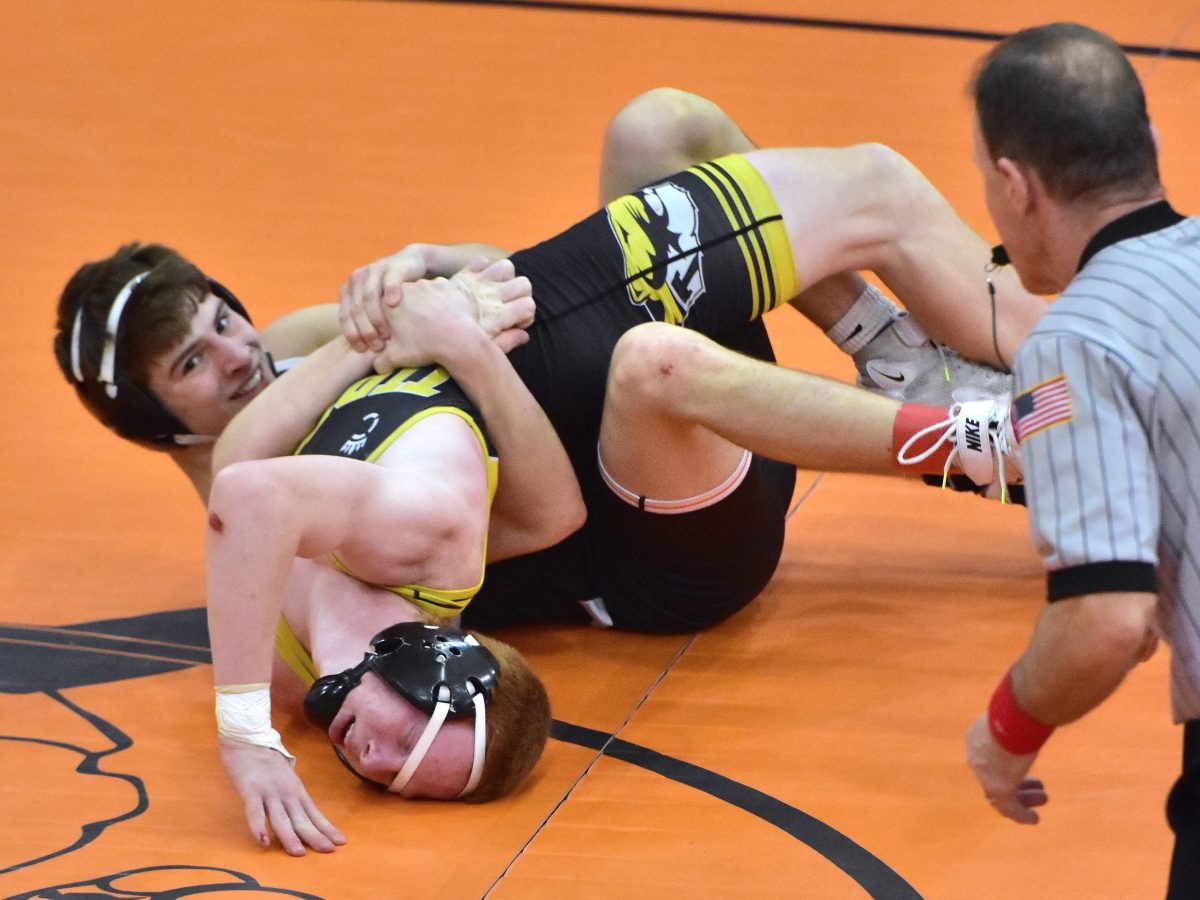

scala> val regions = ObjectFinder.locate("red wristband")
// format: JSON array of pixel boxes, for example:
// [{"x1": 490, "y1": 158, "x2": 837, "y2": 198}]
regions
[
  {"x1": 987, "y1": 670, "x2": 1055, "y2": 754},
  {"x1": 892, "y1": 403, "x2": 956, "y2": 473}
]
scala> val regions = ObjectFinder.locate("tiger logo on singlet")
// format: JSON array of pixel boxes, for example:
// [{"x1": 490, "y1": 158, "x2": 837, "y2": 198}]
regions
[{"x1": 606, "y1": 181, "x2": 706, "y2": 325}]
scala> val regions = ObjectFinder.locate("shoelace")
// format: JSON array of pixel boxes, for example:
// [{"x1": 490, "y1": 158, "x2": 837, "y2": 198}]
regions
[
  {"x1": 990, "y1": 413, "x2": 1013, "y2": 504},
  {"x1": 895, "y1": 403, "x2": 1012, "y2": 504}
]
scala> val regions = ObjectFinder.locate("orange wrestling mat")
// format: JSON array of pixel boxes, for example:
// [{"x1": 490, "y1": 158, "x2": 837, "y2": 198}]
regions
[{"x1": 3, "y1": 2, "x2": 1198, "y2": 897}]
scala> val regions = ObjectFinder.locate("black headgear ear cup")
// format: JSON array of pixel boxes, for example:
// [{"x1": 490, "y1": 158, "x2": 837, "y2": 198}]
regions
[
  {"x1": 303, "y1": 672, "x2": 356, "y2": 731},
  {"x1": 207, "y1": 278, "x2": 252, "y2": 324},
  {"x1": 303, "y1": 655, "x2": 373, "y2": 730},
  {"x1": 102, "y1": 376, "x2": 191, "y2": 445}
]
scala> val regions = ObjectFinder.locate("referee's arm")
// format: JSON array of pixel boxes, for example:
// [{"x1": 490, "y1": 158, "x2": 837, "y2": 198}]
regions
[
  {"x1": 1010, "y1": 590, "x2": 1158, "y2": 724},
  {"x1": 965, "y1": 589, "x2": 1157, "y2": 824}
]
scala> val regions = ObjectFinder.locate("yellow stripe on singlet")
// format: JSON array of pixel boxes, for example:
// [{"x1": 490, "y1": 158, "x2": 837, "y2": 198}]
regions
[
  {"x1": 275, "y1": 618, "x2": 318, "y2": 688},
  {"x1": 689, "y1": 154, "x2": 798, "y2": 318}
]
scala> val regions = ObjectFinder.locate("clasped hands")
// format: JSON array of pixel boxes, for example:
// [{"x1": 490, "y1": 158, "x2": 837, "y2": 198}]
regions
[{"x1": 339, "y1": 249, "x2": 535, "y2": 371}]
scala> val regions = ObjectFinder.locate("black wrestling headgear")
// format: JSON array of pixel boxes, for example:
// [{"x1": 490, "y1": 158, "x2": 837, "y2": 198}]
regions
[
  {"x1": 69, "y1": 275, "x2": 252, "y2": 446},
  {"x1": 304, "y1": 622, "x2": 499, "y2": 796}
]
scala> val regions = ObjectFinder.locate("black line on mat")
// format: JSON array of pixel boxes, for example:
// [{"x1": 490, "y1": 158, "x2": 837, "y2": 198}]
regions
[
  {"x1": 549, "y1": 720, "x2": 923, "y2": 899},
  {"x1": 374, "y1": 0, "x2": 1200, "y2": 61}
]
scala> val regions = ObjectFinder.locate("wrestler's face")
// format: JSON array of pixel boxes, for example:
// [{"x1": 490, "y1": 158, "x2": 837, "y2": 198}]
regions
[
  {"x1": 327, "y1": 671, "x2": 474, "y2": 799},
  {"x1": 144, "y1": 292, "x2": 274, "y2": 436}
]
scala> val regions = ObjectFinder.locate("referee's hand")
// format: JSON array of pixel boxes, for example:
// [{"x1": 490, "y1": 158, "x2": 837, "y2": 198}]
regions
[{"x1": 965, "y1": 713, "x2": 1048, "y2": 824}]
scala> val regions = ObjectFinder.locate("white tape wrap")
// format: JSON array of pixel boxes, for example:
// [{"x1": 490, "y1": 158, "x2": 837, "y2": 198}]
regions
[{"x1": 215, "y1": 685, "x2": 295, "y2": 762}]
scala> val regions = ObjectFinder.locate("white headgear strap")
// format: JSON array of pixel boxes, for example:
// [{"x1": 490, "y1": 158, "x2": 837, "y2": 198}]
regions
[
  {"x1": 69, "y1": 308, "x2": 86, "y2": 382},
  {"x1": 96, "y1": 271, "x2": 151, "y2": 398},
  {"x1": 388, "y1": 684, "x2": 487, "y2": 798}
]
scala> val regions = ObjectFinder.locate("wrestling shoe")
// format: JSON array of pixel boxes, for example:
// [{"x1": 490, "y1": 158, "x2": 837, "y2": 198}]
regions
[
  {"x1": 855, "y1": 311, "x2": 1012, "y2": 407},
  {"x1": 896, "y1": 398, "x2": 1022, "y2": 503}
]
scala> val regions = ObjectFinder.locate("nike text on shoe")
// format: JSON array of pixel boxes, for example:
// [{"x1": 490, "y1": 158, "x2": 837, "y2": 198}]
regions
[
  {"x1": 896, "y1": 399, "x2": 1022, "y2": 503},
  {"x1": 855, "y1": 311, "x2": 1012, "y2": 407}
]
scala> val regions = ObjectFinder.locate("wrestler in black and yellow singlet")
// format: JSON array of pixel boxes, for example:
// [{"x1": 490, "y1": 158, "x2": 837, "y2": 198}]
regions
[
  {"x1": 295, "y1": 364, "x2": 499, "y2": 619},
  {"x1": 464, "y1": 153, "x2": 800, "y2": 633}
]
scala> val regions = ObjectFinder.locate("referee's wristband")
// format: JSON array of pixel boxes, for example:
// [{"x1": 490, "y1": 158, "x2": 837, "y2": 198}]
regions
[
  {"x1": 987, "y1": 670, "x2": 1055, "y2": 755},
  {"x1": 215, "y1": 684, "x2": 295, "y2": 763}
]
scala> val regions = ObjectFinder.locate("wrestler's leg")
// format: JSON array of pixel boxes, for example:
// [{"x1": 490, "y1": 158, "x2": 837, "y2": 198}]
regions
[
  {"x1": 599, "y1": 323, "x2": 898, "y2": 499},
  {"x1": 597, "y1": 91, "x2": 1024, "y2": 363},
  {"x1": 599, "y1": 88, "x2": 871, "y2": 329},
  {"x1": 744, "y1": 145, "x2": 1045, "y2": 368},
  {"x1": 600, "y1": 323, "x2": 1021, "y2": 498},
  {"x1": 599, "y1": 88, "x2": 757, "y2": 204}
]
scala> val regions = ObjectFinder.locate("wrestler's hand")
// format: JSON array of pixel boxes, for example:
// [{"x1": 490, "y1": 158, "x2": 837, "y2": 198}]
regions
[
  {"x1": 451, "y1": 257, "x2": 536, "y2": 349},
  {"x1": 964, "y1": 713, "x2": 1048, "y2": 825},
  {"x1": 218, "y1": 737, "x2": 346, "y2": 856},
  {"x1": 339, "y1": 246, "x2": 429, "y2": 353},
  {"x1": 372, "y1": 262, "x2": 534, "y2": 372}
]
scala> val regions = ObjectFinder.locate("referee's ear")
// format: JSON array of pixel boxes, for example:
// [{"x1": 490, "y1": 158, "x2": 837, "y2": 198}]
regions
[{"x1": 995, "y1": 156, "x2": 1038, "y2": 215}]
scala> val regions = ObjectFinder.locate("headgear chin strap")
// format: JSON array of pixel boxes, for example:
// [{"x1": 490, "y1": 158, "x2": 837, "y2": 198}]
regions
[
  {"x1": 390, "y1": 683, "x2": 487, "y2": 797},
  {"x1": 304, "y1": 622, "x2": 499, "y2": 798},
  {"x1": 69, "y1": 272, "x2": 253, "y2": 446}
]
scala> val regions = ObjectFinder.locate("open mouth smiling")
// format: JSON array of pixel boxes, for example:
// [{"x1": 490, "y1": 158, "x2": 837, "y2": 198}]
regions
[{"x1": 231, "y1": 364, "x2": 266, "y2": 400}]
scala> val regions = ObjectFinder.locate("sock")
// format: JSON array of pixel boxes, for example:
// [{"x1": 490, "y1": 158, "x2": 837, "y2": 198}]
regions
[
  {"x1": 825, "y1": 283, "x2": 901, "y2": 356},
  {"x1": 892, "y1": 403, "x2": 955, "y2": 473}
]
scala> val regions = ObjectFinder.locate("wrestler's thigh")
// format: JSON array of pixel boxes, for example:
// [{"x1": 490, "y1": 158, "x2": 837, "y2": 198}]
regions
[{"x1": 742, "y1": 144, "x2": 908, "y2": 292}]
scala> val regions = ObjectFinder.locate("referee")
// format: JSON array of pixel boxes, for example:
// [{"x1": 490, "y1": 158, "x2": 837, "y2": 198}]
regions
[{"x1": 961, "y1": 23, "x2": 1200, "y2": 895}]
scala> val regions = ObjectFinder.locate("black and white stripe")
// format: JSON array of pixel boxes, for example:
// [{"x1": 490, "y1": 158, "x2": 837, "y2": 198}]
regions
[{"x1": 1015, "y1": 215, "x2": 1200, "y2": 720}]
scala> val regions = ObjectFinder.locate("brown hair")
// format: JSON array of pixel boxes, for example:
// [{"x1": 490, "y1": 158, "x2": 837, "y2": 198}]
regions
[
  {"x1": 461, "y1": 632, "x2": 552, "y2": 803},
  {"x1": 54, "y1": 242, "x2": 211, "y2": 447}
]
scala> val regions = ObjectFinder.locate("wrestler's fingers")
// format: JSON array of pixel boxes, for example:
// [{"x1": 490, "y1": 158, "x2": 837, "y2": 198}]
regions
[
  {"x1": 380, "y1": 265, "x2": 407, "y2": 310},
  {"x1": 284, "y1": 798, "x2": 343, "y2": 853},
  {"x1": 303, "y1": 797, "x2": 345, "y2": 846},
  {"x1": 496, "y1": 274, "x2": 533, "y2": 303},
  {"x1": 264, "y1": 798, "x2": 308, "y2": 856},
  {"x1": 463, "y1": 255, "x2": 494, "y2": 274},
  {"x1": 493, "y1": 328, "x2": 530, "y2": 354},
  {"x1": 243, "y1": 797, "x2": 273, "y2": 851},
  {"x1": 477, "y1": 257, "x2": 516, "y2": 281},
  {"x1": 362, "y1": 298, "x2": 391, "y2": 350},
  {"x1": 353, "y1": 267, "x2": 388, "y2": 352},
  {"x1": 338, "y1": 284, "x2": 369, "y2": 353},
  {"x1": 350, "y1": 304, "x2": 384, "y2": 353},
  {"x1": 499, "y1": 296, "x2": 536, "y2": 330}
]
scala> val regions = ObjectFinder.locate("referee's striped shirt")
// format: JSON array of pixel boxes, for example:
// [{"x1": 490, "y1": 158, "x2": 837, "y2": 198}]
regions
[{"x1": 1014, "y1": 202, "x2": 1200, "y2": 722}]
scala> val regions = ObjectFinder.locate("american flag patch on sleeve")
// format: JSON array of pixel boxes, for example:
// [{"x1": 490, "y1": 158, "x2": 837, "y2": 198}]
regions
[{"x1": 1012, "y1": 373, "x2": 1072, "y2": 441}]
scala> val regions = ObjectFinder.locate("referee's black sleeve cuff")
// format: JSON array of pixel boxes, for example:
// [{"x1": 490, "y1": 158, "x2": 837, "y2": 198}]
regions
[{"x1": 1047, "y1": 561, "x2": 1156, "y2": 602}]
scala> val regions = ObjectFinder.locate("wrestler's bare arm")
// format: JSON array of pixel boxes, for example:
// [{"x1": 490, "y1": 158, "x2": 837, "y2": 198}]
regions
[
  {"x1": 372, "y1": 267, "x2": 585, "y2": 562},
  {"x1": 212, "y1": 335, "x2": 378, "y2": 474},
  {"x1": 206, "y1": 452, "x2": 472, "y2": 856}
]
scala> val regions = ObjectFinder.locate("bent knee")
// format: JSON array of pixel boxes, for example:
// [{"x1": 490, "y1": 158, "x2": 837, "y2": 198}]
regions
[
  {"x1": 607, "y1": 88, "x2": 711, "y2": 149},
  {"x1": 603, "y1": 88, "x2": 743, "y2": 182},
  {"x1": 608, "y1": 323, "x2": 711, "y2": 408},
  {"x1": 845, "y1": 142, "x2": 941, "y2": 215}
]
